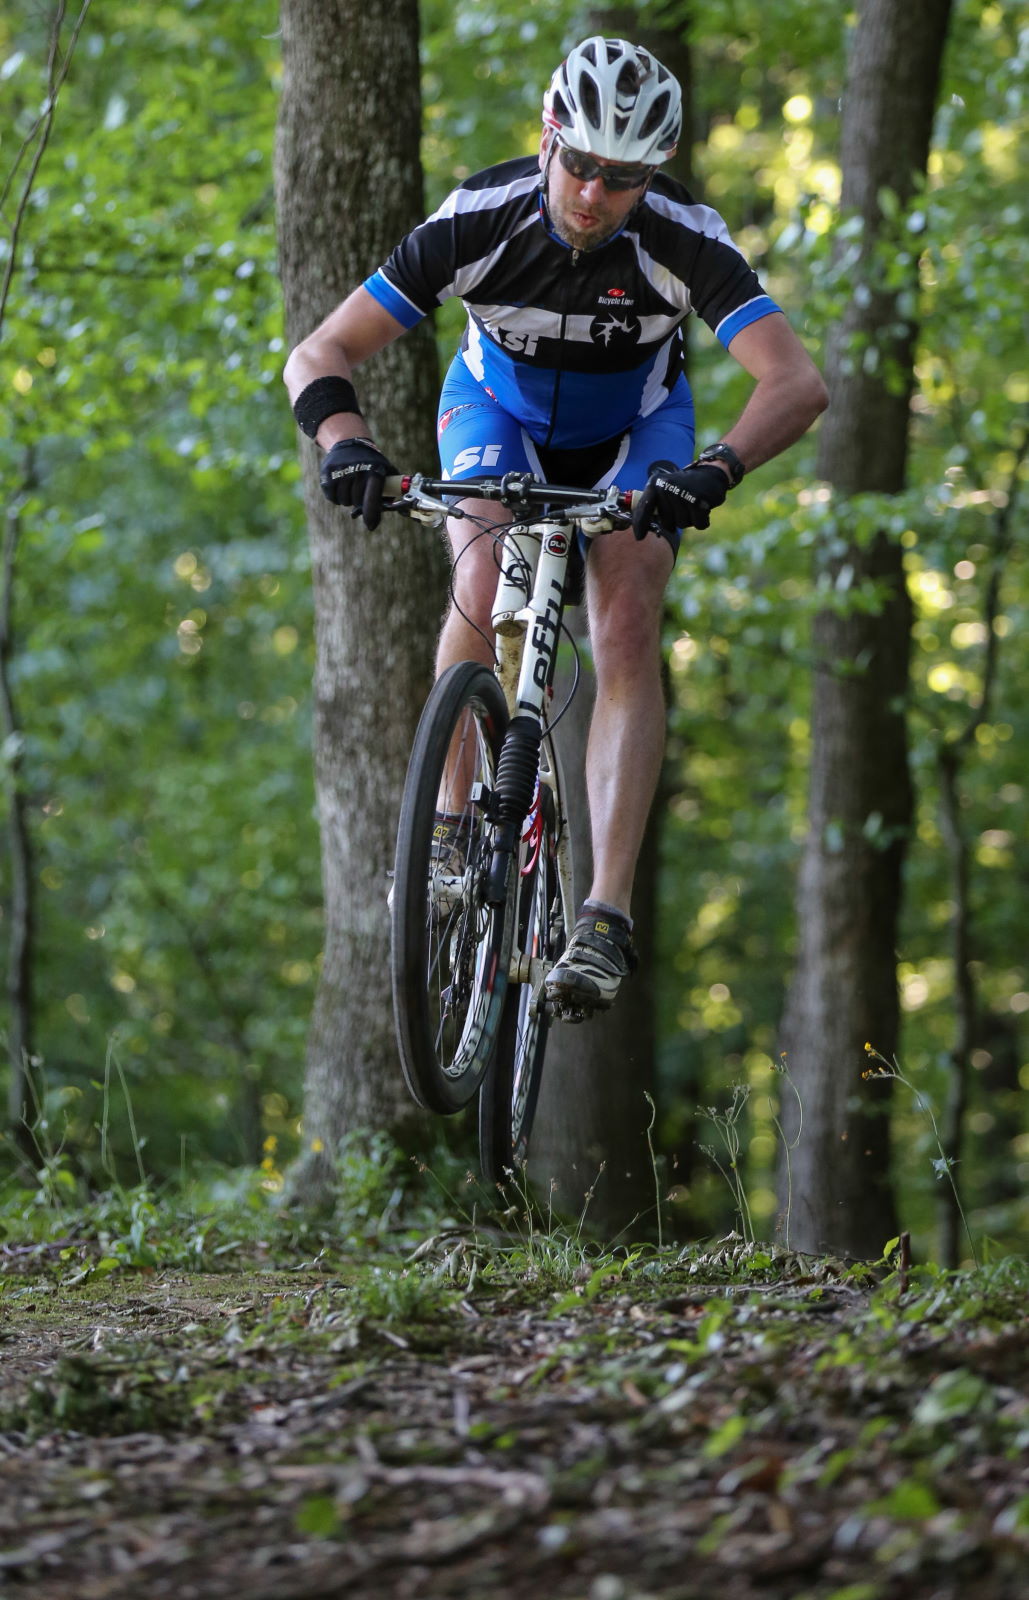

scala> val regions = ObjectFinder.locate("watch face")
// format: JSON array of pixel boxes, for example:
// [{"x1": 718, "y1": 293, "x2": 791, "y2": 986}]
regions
[{"x1": 701, "y1": 444, "x2": 743, "y2": 484}]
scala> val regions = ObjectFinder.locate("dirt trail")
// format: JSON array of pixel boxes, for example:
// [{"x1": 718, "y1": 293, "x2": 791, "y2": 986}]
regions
[{"x1": 1, "y1": 1260, "x2": 1026, "y2": 1599}]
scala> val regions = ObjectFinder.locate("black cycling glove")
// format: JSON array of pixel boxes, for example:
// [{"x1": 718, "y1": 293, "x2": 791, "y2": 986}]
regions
[
  {"x1": 632, "y1": 460, "x2": 729, "y2": 539},
  {"x1": 319, "y1": 436, "x2": 397, "y2": 530}
]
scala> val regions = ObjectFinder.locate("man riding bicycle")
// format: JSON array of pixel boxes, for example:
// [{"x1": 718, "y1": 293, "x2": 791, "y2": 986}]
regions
[{"x1": 284, "y1": 36, "x2": 828, "y2": 1019}]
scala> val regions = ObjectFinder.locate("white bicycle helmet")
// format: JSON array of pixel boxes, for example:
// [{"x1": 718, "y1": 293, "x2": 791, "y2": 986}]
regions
[{"x1": 543, "y1": 37, "x2": 682, "y2": 165}]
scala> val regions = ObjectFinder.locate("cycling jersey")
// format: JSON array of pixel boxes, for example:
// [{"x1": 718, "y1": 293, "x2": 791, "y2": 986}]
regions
[{"x1": 363, "y1": 156, "x2": 781, "y2": 452}]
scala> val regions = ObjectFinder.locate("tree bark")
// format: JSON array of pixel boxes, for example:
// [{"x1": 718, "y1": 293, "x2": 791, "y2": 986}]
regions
[
  {"x1": 529, "y1": 629, "x2": 661, "y2": 1240},
  {"x1": 1, "y1": 7, "x2": 93, "y2": 1157},
  {"x1": 275, "y1": 0, "x2": 447, "y2": 1196},
  {"x1": 779, "y1": 0, "x2": 953, "y2": 1258},
  {"x1": 528, "y1": 6, "x2": 693, "y2": 1241},
  {"x1": 933, "y1": 436, "x2": 1025, "y2": 1265},
  {"x1": 1, "y1": 457, "x2": 39, "y2": 1157},
  {"x1": 587, "y1": 5, "x2": 695, "y2": 192}
]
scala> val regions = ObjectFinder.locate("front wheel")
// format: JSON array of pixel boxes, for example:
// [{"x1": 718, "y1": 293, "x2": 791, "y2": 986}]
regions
[
  {"x1": 478, "y1": 787, "x2": 564, "y2": 1185},
  {"x1": 391, "y1": 663, "x2": 512, "y2": 1114}
]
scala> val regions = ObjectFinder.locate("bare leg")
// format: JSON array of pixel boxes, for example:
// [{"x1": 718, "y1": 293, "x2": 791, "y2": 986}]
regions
[
  {"x1": 436, "y1": 499, "x2": 511, "y2": 675},
  {"x1": 435, "y1": 500, "x2": 512, "y2": 812},
  {"x1": 583, "y1": 527, "x2": 674, "y2": 917}
]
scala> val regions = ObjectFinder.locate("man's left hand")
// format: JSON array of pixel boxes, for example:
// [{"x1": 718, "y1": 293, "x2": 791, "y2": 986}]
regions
[{"x1": 633, "y1": 462, "x2": 728, "y2": 538}]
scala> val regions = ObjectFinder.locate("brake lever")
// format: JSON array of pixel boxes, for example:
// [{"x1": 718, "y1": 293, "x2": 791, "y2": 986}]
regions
[{"x1": 577, "y1": 487, "x2": 635, "y2": 535}]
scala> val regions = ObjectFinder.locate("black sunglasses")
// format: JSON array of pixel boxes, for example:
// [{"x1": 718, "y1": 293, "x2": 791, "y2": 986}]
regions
[{"x1": 556, "y1": 141, "x2": 654, "y2": 192}]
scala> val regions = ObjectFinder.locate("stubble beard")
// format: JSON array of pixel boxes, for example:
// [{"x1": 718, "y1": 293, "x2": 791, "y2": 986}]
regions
[{"x1": 545, "y1": 185, "x2": 620, "y2": 253}]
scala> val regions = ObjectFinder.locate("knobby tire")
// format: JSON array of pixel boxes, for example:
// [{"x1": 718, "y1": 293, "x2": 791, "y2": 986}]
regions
[{"x1": 391, "y1": 662, "x2": 512, "y2": 1114}]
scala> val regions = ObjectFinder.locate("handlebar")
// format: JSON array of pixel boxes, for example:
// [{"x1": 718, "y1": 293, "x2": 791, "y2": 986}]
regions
[{"x1": 382, "y1": 471, "x2": 639, "y2": 529}]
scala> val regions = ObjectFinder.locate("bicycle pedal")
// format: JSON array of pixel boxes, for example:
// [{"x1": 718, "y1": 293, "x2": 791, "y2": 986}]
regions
[{"x1": 548, "y1": 997, "x2": 593, "y2": 1026}]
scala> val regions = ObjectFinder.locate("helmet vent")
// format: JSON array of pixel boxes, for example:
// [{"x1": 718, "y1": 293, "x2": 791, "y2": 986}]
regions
[
  {"x1": 615, "y1": 59, "x2": 642, "y2": 109},
  {"x1": 639, "y1": 90, "x2": 670, "y2": 140},
  {"x1": 550, "y1": 88, "x2": 572, "y2": 128},
  {"x1": 579, "y1": 72, "x2": 602, "y2": 130}
]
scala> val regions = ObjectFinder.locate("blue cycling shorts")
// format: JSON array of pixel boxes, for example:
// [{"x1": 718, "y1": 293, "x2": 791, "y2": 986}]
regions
[{"x1": 436, "y1": 356, "x2": 696, "y2": 556}]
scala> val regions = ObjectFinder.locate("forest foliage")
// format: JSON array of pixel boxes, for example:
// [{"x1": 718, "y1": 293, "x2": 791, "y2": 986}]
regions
[{"x1": 0, "y1": 1, "x2": 1026, "y2": 1257}]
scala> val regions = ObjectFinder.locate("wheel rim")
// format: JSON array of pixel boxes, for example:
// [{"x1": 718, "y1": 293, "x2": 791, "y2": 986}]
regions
[{"x1": 424, "y1": 701, "x2": 501, "y2": 1080}]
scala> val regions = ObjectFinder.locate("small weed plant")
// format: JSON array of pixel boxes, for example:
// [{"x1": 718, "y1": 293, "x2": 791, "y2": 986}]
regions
[{"x1": 863, "y1": 1042, "x2": 979, "y2": 1267}]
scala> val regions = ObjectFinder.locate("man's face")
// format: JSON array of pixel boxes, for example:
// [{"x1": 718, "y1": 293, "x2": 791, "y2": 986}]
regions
[{"x1": 540, "y1": 130, "x2": 651, "y2": 251}]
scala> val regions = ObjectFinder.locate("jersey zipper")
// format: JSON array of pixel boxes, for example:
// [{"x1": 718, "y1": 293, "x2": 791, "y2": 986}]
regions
[{"x1": 543, "y1": 247, "x2": 581, "y2": 450}]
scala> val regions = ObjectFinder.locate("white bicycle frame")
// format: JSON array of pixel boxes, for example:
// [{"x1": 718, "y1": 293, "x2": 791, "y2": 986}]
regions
[{"x1": 490, "y1": 522, "x2": 577, "y2": 989}]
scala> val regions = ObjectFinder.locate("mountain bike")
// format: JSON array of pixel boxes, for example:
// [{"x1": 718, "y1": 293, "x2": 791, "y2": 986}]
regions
[{"x1": 385, "y1": 472, "x2": 636, "y2": 1184}]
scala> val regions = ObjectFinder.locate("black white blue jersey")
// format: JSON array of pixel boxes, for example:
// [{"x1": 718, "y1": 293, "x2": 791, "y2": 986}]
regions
[{"x1": 363, "y1": 156, "x2": 780, "y2": 452}]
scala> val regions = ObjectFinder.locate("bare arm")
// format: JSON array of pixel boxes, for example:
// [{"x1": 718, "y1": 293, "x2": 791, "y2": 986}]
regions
[
  {"x1": 717, "y1": 312, "x2": 828, "y2": 476},
  {"x1": 282, "y1": 287, "x2": 408, "y2": 449}
]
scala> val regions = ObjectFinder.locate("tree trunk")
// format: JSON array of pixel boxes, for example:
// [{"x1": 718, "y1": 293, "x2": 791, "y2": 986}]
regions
[
  {"x1": 932, "y1": 435, "x2": 1025, "y2": 1265},
  {"x1": 275, "y1": 0, "x2": 447, "y2": 1197},
  {"x1": 527, "y1": 6, "x2": 691, "y2": 1242},
  {"x1": 587, "y1": 5, "x2": 695, "y2": 192},
  {"x1": 1, "y1": 459, "x2": 39, "y2": 1158},
  {"x1": 529, "y1": 628, "x2": 661, "y2": 1240},
  {"x1": 779, "y1": 0, "x2": 953, "y2": 1258},
  {"x1": 1, "y1": 8, "x2": 92, "y2": 1157}
]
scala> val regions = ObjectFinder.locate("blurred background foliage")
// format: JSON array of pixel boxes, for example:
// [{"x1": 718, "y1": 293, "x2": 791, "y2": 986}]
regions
[{"x1": 0, "y1": 0, "x2": 1025, "y2": 1255}]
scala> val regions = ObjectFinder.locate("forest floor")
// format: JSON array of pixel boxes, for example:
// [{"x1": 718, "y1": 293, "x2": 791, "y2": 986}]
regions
[{"x1": 1, "y1": 1200, "x2": 1027, "y2": 1600}]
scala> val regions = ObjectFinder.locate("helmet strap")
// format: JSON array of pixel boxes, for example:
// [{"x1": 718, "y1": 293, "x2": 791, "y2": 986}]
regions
[{"x1": 539, "y1": 131, "x2": 559, "y2": 214}]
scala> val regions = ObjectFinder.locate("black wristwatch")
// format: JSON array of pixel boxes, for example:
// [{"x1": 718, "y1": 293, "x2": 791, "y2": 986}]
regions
[{"x1": 696, "y1": 442, "x2": 746, "y2": 487}]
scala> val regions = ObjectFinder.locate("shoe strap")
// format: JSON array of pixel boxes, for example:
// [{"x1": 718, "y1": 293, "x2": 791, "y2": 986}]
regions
[
  {"x1": 432, "y1": 814, "x2": 470, "y2": 842},
  {"x1": 570, "y1": 912, "x2": 638, "y2": 971}
]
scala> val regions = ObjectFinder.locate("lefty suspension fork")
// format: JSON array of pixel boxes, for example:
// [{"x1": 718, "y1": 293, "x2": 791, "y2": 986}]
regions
[{"x1": 486, "y1": 715, "x2": 543, "y2": 903}]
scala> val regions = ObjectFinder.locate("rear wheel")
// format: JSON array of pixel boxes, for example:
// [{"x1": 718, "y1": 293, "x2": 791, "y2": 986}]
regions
[
  {"x1": 391, "y1": 663, "x2": 511, "y2": 1114},
  {"x1": 478, "y1": 786, "x2": 563, "y2": 1184}
]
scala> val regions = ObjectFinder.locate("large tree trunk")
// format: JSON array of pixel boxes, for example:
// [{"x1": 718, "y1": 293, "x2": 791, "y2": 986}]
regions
[
  {"x1": 275, "y1": 0, "x2": 447, "y2": 1196},
  {"x1": 529, "y1": 629, "x2": 661, "y2": 1240},
  {"x1": 529, "y1": 7, "x2": 692, "y2": 1241},
  {"x1": 779, "y1": 0, "x2": 953, "y2": 1257}
]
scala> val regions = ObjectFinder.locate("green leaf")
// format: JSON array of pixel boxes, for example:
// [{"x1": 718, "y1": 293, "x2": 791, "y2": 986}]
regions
[
  {"x1": 294, "y1": 1494, "x2": 342, "y2": 1539},
  {"x1": 867, "y1": 1477, "x2": 942, "y2": 1521},
  {"x1": 913, "y1": 1368, "x2": 996, "y2": 1427},
  {"x1": 702, "y1": 1412, "x2": 749, "y2": 1458}
]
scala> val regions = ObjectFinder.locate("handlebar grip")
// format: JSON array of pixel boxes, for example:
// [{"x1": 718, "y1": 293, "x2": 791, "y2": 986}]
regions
[{"x1": 383, "y1": 474, "x2": 407, "y2": 498}]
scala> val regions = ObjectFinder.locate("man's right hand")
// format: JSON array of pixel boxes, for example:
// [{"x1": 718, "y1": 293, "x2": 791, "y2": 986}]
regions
[{"x1": 319, "y1": 437, "x2": 397, "y2": 530}]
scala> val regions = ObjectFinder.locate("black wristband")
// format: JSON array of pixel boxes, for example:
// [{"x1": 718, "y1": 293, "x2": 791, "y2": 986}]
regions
[{"x1": 292, "y1": 375, "x2": 361, "y2": 440}]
